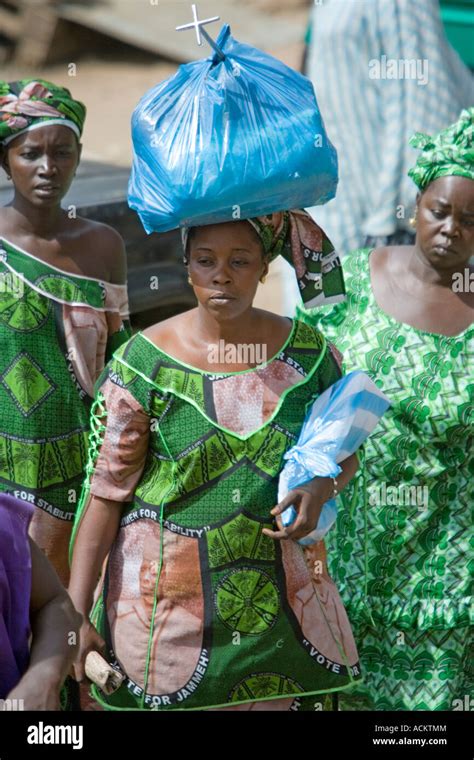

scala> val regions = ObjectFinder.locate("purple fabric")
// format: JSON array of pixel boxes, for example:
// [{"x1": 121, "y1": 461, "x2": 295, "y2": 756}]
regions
[{"x1": 0, "y1": 494, "x2": 33, "y2": 699}]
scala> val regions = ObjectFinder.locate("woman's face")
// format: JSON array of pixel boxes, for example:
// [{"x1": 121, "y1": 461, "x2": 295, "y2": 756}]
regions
[
  {"x1": 187, "y1": 220, "x2": 268, "y2": 320},
  {"x1": 2, "y1": 124, "x2": 81, "y2": 207},
  {"x1": 416, "y1": 175, "x2": 474, "y2": 269}
]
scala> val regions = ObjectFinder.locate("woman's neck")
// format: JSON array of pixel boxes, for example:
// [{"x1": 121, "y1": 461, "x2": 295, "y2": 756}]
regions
[
  {"x1": 193, "y1": 306, "x2": 261, "y2": 346},
  {"x1": 4, "y1": 196, "x2": 65, "y2": 239}
]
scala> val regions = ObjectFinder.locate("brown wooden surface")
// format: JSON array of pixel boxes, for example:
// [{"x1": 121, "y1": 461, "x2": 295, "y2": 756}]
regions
[{"x1": 56, "y1": 0, "x2": 305, "y2": 62}]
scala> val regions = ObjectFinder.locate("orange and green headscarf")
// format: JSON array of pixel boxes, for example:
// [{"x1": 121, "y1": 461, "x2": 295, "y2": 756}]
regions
[
  {"x1": 0, "y1": 79, "x2": 86, "y2": 147},
  {"x1": 182, "y1": 209, "x2": 346, "y2": 309},
  {"x1": 408, "y1": 107, "x2": 474, "y2": 191}
]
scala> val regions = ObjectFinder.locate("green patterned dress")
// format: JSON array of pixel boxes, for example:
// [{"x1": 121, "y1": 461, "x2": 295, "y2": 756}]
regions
[
  {"x1": 73, "y1": 313, "x2": 361, "y2": 710},
  {"x1": 0, "y1": 238, "x2": 130, "y2": 585},
  {"x1": 312, "y1": 247, "x2": 473, "y2": 711}
]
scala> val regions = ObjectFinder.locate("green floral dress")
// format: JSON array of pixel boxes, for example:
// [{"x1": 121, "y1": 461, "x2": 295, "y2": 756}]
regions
[
  {"x1": 72, "y1": 313, "x2": 361, "y2": 711},
  {"x1": 312, "y1": 247, "x2": 473, "y2": 711},
  {"x1": 0, "y1": 238, "x2": 130, "y2": 585}
]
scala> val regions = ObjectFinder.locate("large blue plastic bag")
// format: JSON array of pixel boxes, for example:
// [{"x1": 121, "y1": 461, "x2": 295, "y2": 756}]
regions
[
  {"x1": 128, "y1": 24, "x2": 338, "y2": 234},
  {"x1": 278, "y1": 371, "x2": 390, "y2": 546}
]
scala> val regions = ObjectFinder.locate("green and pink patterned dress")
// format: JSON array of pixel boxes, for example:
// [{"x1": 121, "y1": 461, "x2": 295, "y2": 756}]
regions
[
  {"x1": 0, "y1": 238, "x2": 130, "y2": 585},
  {"x1": 312, "y1": 247, "x2": 473, "y2": 711},
  {"x1": 72, "y1": 312, "x2": 361, "y2": 710}
]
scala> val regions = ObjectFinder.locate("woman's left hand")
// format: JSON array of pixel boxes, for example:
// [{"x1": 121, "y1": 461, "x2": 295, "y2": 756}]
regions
[{"x1": 262, "y1": 477, "x2": 334, "y2": 541}]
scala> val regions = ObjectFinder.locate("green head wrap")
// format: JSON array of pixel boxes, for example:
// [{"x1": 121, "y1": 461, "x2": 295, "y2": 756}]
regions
[
  {"x1": 408, "y1": 107, "x2": 474, "y2": 191},
  {"x1": 0, "y1": 79, "x2": 86, "y2": 147}
]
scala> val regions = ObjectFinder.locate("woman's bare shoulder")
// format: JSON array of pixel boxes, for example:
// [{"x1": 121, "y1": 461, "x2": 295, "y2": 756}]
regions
[{"x1": 253, "y1": 308, "x2": 293, "y2": 333}]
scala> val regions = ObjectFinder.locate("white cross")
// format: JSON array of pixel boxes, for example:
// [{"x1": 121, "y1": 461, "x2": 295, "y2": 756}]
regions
[{"x1": 176, "y1": 4, "x2": 220, "y2": 47}]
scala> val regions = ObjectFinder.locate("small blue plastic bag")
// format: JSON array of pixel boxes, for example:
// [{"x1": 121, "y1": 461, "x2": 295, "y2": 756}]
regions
[
  {"x1": 278, "y1": 371, "x2": 390, "y2": 546},
  {"x1": 128, "y1": 24, "x2": 338, "y2": 233}
]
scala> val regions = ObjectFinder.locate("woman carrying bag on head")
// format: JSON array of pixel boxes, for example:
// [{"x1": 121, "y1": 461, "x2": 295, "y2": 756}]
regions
[
  {"x1": 69, "y1": 209, "x2": 364, "y2": 711},
  {"x1": 67, "y1": 23, "x2": 389, "y2": 711}
]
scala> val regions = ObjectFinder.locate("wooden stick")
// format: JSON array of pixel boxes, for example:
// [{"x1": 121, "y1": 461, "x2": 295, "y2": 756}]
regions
[{"x1": 85, "y1": 651, "x2": 125, "y2": 695}]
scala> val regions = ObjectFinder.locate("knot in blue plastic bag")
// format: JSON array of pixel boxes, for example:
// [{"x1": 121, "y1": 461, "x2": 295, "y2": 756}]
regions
[
  {"x1": 282, "y1": 445, "x2": 339, "y2": 481},
  {"x1": 128, "y1": 24, "x2": 338, "y2": 233},
  {"x1": 277, "y1": 371, "x2": 391, "y2": 545}
]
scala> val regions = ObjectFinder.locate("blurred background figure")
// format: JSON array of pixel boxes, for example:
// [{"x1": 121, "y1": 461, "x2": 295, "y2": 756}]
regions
[
  {"x1": 304, "y1": 0, "x2": 474, "y2": 256},
  {"x1": 0, "y1": 493, "x2": 81, "y2": 710}
]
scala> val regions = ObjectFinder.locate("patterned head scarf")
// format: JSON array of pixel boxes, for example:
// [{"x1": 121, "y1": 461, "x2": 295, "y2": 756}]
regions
[
  {"x1": 181, "y1": 209, "x2": 346, "y2": 309},
  {"x1": 408, "y1": 107, "x2": 474, "y2": 191},
  {"x1": 0, "y1": 79, "x2": 86, "y2": 147}
]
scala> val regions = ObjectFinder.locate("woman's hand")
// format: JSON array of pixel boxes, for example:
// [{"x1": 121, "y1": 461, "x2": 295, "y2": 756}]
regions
[
  {"x1": 72, "y1": 619, "x2": 106, "y2": 683},
  {"x1": 262, "y1": 477, "x2": 334, "y2": 541},
  {"x1": 6, "y1": 666, "x2": 63, "y2": 711},
  {"x1": 69, "y1": 495, "x2": 124, "y2": 682},
  {"x1": 263, "y1": 453, "x2": 359, "y2": 542}
]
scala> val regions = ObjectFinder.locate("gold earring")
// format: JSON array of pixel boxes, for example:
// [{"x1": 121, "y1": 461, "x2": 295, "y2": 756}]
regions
[
  {"x1": 187, "y1": 275, "x2": 193, "y2": 285},
  {"x1": 260, "y1": 274, "x2": 267, "y2": 284},
  {"x1": 409, "y1": 209, "x2": 418, "y2": 228}
]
